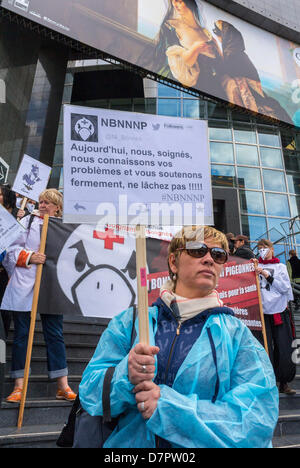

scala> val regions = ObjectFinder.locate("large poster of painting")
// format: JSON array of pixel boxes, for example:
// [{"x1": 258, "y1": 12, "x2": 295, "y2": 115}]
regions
[{"x1": 2, "y1": 0, "x2": 300, "y2": 126}]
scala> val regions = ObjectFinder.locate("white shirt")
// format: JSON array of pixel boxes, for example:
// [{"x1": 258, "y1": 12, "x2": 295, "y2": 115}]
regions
[
  {"x1": 258, "y1": 261, "x2": 293, "y2": 315},
  {"x1": 1, "y1": 214, "x2": 43, "y2": 312}
]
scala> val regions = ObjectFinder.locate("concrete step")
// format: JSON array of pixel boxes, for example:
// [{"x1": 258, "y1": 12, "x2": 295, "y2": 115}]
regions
[
  {"x1": 5, "y1": 340, "x2": 96, "y2": 359},
  {"x1": 0, "y1": 398, "x2": 73, "y2": 429},
  {"x1": 5, "y1": 356, "x2": 89, "y2": 377},
  {"x1": 3, "y1": 375, "x2": 81, "y2": 400},
  {"x1": 0, "y1": 424, "x2": 62, "y2": 448}
]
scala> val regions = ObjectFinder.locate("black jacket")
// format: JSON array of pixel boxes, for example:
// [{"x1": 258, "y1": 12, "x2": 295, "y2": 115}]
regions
[{"x1": 234, "y1": 246, "x2": 255, "y2": 260}]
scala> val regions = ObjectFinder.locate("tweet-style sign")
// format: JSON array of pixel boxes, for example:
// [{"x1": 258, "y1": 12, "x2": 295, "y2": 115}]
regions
[
  {"x1": 0, "y1": 204, "x2": 26, "y2": 254},
  {"x1": 12, "y1": 154, "x2": 52, "y2": 202},
  {"x1": 63, "y1": 105, "x2": 213, "y2": 227}
]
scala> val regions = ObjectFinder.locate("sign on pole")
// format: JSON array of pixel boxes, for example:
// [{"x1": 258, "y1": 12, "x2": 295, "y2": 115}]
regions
[
  {"x1": 12, "y1": 154, "x2": 52, "y2": 202},
  {"x1": 0, "y1": 157, "x2": 9, "y2": 185},
  {"x1": 63, "y1": 105, "x2": 213, "y2": 227},
  {"x1": 0, "y1": 204, "x2": 25, "y2": 254}
]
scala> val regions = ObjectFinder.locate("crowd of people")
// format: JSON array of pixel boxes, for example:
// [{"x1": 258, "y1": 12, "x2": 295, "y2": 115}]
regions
[{"x1": 0, "y1": 183, "x2": 298, "y2": 447}]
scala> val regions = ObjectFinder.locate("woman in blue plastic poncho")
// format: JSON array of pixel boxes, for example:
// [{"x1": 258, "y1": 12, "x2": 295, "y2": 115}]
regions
[{"x1": 79, "y1": 226, "x2": 279, "y2": 448}]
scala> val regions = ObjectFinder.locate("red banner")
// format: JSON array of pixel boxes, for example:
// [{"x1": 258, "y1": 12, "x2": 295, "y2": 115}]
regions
[
  {"x1": 217, "y1": 256, "x2": 262, "y2": 331},
  {"x1": 147, "y1": 256, "x2": 262, "y2": 331}
]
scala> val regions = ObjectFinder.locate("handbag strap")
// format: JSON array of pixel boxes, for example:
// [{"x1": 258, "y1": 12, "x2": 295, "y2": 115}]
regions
[{"x1": 102, "y1": 305, "x2": 137, "y2": 423}]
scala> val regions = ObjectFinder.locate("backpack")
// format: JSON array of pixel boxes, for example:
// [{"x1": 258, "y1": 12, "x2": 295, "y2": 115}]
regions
[{"x1": 56, "y1": 306, "x2": 137, "y2": 448}]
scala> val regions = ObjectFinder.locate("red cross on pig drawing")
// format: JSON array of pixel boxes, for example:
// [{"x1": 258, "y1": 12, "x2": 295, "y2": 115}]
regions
[
  {"x1": 93, "y1": 227, "x2": 125, "y2": 250},
  {"x1": 56, "y1": 225, "x2": 143, "y2": 318}
]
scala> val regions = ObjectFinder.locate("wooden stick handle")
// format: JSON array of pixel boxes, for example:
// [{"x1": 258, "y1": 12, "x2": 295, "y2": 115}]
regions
[
  {"x1": 136, "y1": 225, "x2": 149, "y2": 345},
  {"x1": 17, "y1": 197, "x2": 28, "y2": 221},
  {"x1": 17, "y1": 214, "x2": 49, "y2": 429},
  {"x1": 256, "y1": 274, "x2": 269, "y2": 355}
]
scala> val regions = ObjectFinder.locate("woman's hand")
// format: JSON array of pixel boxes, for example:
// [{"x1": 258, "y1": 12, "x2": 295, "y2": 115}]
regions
[
  {"x1": 17, "y1": 209, "x2": 26, "y2": 219},
  {"x1": 134, "y1": 380, "x2": 161, "y2": 420},
  {"x1": 251, "y1": 258, "x2": 269, "y2": 278},
  {"x1": 29, "y1": 252, "x2": 46, "y2": 265},
  {"x1": 128, "y1": 343, "x2": 159, "y2": 386}
]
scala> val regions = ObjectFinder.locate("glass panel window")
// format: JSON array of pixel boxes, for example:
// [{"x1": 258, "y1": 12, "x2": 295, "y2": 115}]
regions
[
  {"x1": 287, "y1": 174, "x2": 300, "y2": 195},
  {"x1": 260, "y1": 147, "x2": 283, "y2": 169},
  {"x1": 209, "y1": 127, "x2": 232, "y2": 142},
  {"x1": 239, "y1": 191, "x2": 265, "y2": 215},
  {"x1": 158, "y1": 83, "x2": 180, "y2": 98},
  {"x1": 241, "y1": 215, "x2": 267, "y2": 241},
  {"x1": 233, "y1": 128, "x2": 257, "y2": 144},
  {"x1": 158, "y1": 99, "x2": 181, "y2": 117},
  {"x1": 236, "y1": 144, "x2": 259, "y2": 166},
  {"x1": 237, "y1": 167, "x2": 261, "y2": 189},
  {"x1": 273, "y1": 244, "x2": 286, "y2": 264},
  {"x1": 210, "y1": 142, "x2": 234, "y2": 164},
  {"x1": 258, "y1": 131, "x2": 280, "y2": 147},
  {"x1": 265, "y1": 193, "x2": 290, "y2": 217},
  {"x1": 290, "y1": 195, "x2": 300, "y2": 217},
  {"x1": 183, "y1": 100, "x2": 200, "y2": 119},
  {"x1": 267, "y1": 218, "x2": 288, "y2": 243},
  {"x1": 211, "y1": 165, "x2": 235, "y2": 187},
  {"x1": 263, "y1": 170, "x2": 286, "y2": 192}
]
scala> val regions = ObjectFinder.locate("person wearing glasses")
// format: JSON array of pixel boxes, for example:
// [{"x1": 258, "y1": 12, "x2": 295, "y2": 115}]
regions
[{"x1": 79, "y1": 226, "x2": 278, "y2": 448}]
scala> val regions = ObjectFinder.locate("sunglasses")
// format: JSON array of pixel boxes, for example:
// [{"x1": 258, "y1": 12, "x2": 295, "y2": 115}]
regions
[{"x1": 176, "y1": 243, "x2": 228, "y2": 264}]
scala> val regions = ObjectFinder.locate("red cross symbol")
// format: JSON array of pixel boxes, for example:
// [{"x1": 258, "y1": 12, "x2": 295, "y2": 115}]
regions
[{"x1": 93, "y1": 227, "x2": 125, "y2": 250}]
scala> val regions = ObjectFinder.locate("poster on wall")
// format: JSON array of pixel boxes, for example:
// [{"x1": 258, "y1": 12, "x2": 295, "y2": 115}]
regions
[
  {"x1": 63, "y1": 105, "x2": 212, "y2": 226},
  {"x1": 2, "y1": 0, "x2": 300, "y2": 126}
]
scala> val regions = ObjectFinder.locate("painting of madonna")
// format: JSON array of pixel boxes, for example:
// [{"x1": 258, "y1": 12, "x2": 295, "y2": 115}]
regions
[
  {"x1": 140, "y1": 0, "x2": 226, "y2": 98},
  {"x1": 139, "y1": 0, "x2": 293, "y2": 124}
]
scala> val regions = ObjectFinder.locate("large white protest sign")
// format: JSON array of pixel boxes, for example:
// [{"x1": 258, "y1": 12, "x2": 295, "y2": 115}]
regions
[
  {"x1": 12, "y1": 154, "x2": 52, "y2": 202},
  {"x1": 0, "y1": 204, "x2": 25, "y2": 254},
  {"x1": 63, "y1": 105, "x2": 213, "y2": 226}
]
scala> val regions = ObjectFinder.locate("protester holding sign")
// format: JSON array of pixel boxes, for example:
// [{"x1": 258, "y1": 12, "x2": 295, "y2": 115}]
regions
[
  {"x1": 0, "y1": 184, "x2": 27, "y2": 338},
  {"x1": 79, "y1": 226, "x2": 278, "y2": 448},
  {"x1": 253, "y1": 239, "x2": 296, "y2": 395},
  {"x1": 2, "y1": 189, "x2": 76, "y2": 403}
]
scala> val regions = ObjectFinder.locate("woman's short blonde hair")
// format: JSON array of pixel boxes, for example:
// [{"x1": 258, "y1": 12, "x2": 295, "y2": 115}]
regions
[
  {"x1": 39, "y1": 189, "x2": 63, "y2": 217},
  {"x1": 257, "y1": 238, "x2": 273, "y2": 249},
  {"x1": 168, "y1": 226, "x2": 229, "y2": 280}
]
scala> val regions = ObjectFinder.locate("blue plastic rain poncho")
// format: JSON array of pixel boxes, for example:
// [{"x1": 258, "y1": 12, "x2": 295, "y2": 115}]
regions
[{"x1": 79, "y1": 304, "x2": 278, "y2": 448}]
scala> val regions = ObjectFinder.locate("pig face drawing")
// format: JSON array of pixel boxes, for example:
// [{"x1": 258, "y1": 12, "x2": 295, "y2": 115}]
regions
[{"x1": 56, "y1": 225, "x2": 139, "y2": 318}]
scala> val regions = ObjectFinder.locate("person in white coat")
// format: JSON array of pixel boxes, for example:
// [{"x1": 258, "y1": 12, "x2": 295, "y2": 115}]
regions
[
  {"x1": 253, "y1": 239, "x2": 296, "y2": 395},
  {"x1": 2, "y1": 189, "x2": 76, "y2": 403}
]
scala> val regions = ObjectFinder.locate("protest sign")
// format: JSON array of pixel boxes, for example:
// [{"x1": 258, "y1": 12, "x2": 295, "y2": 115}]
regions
[
  {"x1": 218, "y1": 256, "x2": 262, "y2": 331},
  {"x1": 38, "y1": 220, "x2": 263, "y2": 333},
  {"x1": 63, "y1": 105, "x2": 213, "y2": 226},
  {"x1": 0, "y1": 204, "x2": 25, "y2": 254},
  {"x1": 38, "y1": 219, "x2": 170, "y2": 319},
  {"x1": 12, "y1": 154, "x2": 52, "y2": 202}
]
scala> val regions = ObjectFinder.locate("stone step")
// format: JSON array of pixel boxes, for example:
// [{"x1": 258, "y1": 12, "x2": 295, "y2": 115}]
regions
[
  {"x1": 273, "y1": 434, "x2": 300, "y2": 448},
  {"x1": 5, "y1": 340, "x2": 96, "y2": 359},
  {"x1": 7, "y1": 328, "x2": 102, "y2": 347},
  {"x1": 5, "y1": 356, "x2": 89, "y2": 377},
  {"x1": 274, "y1": 409, "x2": 300, "y2": 439},
  {"x1": 0, "y1": 424, "x2": 62, "y2": 448},
  {"x1": 0, "y1": 398, "x2": 73, "y2": 429},
  {"x1": 3, "y1": 375, "x2": 81, "y2": 400}
]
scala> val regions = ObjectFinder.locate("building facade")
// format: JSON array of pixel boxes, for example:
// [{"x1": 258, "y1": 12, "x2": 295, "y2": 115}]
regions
[{"x1": 1, "y1": 0, "x2": 300, "y2": 260}]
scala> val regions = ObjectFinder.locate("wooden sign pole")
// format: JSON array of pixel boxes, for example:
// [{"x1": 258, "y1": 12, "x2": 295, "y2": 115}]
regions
[
  {"x1": 135, "y1": 225, "x2": 149, "y2": 345},
  {"x1": 255, "y1": 274, "x2": 269, "y2": 355},
  {"x1": 17, "y1": 214, "x2": 49, "y2": 429},
  {"x1": 17, "y1": 197, "x2": 28, "y2": 221}
]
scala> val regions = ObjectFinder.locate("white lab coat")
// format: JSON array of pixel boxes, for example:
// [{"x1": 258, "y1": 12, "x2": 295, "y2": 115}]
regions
[
  {"x1": 1, "y1": 214, "x2": 43, "y2": 312},
  {"x1": 258, "y1": 261, "x2": 294, "y2": 315}
]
